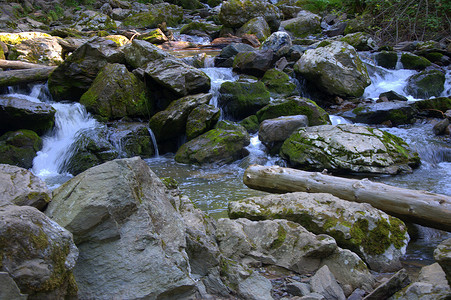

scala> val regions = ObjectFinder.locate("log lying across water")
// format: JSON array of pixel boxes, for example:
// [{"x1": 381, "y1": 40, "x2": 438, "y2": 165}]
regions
[
  {"x1": 0, "y1": 66, "x2": 56, "y2": 87},
  {"x1": 0, "y1": 59, "x2": 49, "y2": 70},
  {"x1": 243, "y1": 164, "x2": 451, "y2": 232}
]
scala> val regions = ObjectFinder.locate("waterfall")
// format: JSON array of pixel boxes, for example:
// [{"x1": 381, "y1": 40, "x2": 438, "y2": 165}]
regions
[
  {"x1": 147, "y1": 128, "x2": 159, "y2": 157},
  {"x1": 200, "y1": 67, "x2": 238, "y2": 108}
]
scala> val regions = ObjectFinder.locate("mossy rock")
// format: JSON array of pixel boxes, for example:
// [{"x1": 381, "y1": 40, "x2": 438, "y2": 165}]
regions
[
  {"x1": 400, "y1": 53, "x2": 431, "y2": 70},
  {"x1": 165, "y1": 0, "x2": 204, "y2": 9},
  {"x1": 0, "y1": 130, "x2": 42, "y2": 169},
  {"x1": 122, "y1": 3, "x2": 183, "y2": 29},
  {"x1": 136, "y1": 29, "x2": 168, "y2": 44},
  {"x1": 256, "y1": 97, "x2": 330, "y2": 126},
  {"x1": 104, "y1": 35, "x2": 130, "y2": 46},
  {"x1": 180, "y1": 21, "x2": 221, "y2": 37},
  {"x1": 411, "y1": 97, "x2": 451, "y2": 115},
  {"x1": 374, "y1": 51, "x2": 398, "y2": 69},
  {"x1": 186, "y1": 104, "x2": 220, "y2": 141},
  {"x1": 405, "y1": 70, "x2": 445, "y2": 99},
  {"x1": 240, "y1": 115, "x2": 260, "y2": 134},
  {"x1": 261, "y1": 68, "x2": 297, "y2": 97},
  {"x1": 236, "y1": 16, "x2": 271, "y2": 42},
  {"x1": 0, "y1": 32, "x2": 51, "y2": 45},
  {"x1": 340, "y1": 32, "x2": 376, "y2": 51}
]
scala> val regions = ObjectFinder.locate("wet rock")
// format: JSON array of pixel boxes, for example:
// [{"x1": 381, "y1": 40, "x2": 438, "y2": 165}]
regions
[
  {"x1": 379, "y1": 90, "x2": 408, "y2": 101},
  {"x1": 340, "y1": 32, "x2": 377, "y2": 51},
  {"x1": 405, "y1": 69, "x2": 445, "y2": 99},
  {"x1": 122, "y1": 3, "x2": 183, "y2": 29},
  {"x1": 375, "y1": 51, "x2": 398, "y2": 69},
  {"x1": 229, "y1": 191, "x2": 410, "y2": 272},
  {"x1": 123, "y1": 39, "x2": 170, "y2": 69},
  {"x1": 237, "y1": 271, "x2": 273, "y2": 300},
  {"x1": 434, "y1": 238, "x2": 451, "y2": 285},
  {"x1": 0, "y1": 129, "x2": 43, "y2": 169},
  {"x1": 0, "y1": 272, "x2": 27, "y2": 300},
  {"x1": 400, "y1": 52, "x2": 432, "y2": 70},
  {"x1": 433, "y1": 119, "x2": 450, "y2": 135},
  {"x1": 281, "y1": 10, "x2": 321, "y2": 38},
  {"x1": 294, "y1": 41, "x2": 371, "y2": 97},
  {"x1": 280, "y1": 124, "x2": 420, "y2": 175},
  {"x1": 48, "y1": 37, "x2": 125, "y2": 101},
  {"x1": 175, "y1": 121, "x2": 250, "y2": 165},
  {"x1": 73, "y1": 10, "x2": 116, "y2": 31},
  {"x1": 0, "y1": 204, "x2": 78, "y2": 299},
  {"x1": 261, "y1": 68, "x2": 297, "y2": 97},
  {"x1": 108, "y1": 122, "x2": 156, "y2": 158},
  {"x1": 219, "y1": 80, "x2": 271, "y2": 120},
  {"x1": 410, "y1": 97, "x2": 451, "y2": 117},
  {"x1": 310, "y1": 265, "x2": 346, "y2": 300},
  {"x1": 323, "y1": 22, "x2": 347, "y2": 37},
  {"x1": 233, "y1": 49, "x2": 276, "y2": 77},
  {"x1": 256, "y1": 96, "x2": 330, "y2": 126},
  {"x1": 364, "y1": 268, "x2": 410, "y2": 299},
  {"x1": 237, "y1": 17, "x2": 271, "y2": 42},
  {"x1": 214, "y1": 42, "x2": 255, "y2": 68},
  {"x1": 186, "y1": 104, "x2": 220, "y2": 141},
  {"x1": 261, "y1": 31, "x2": 293, "y2": 58},
  {"x1": 136, "y1": 28, "x2": 169, "y2": 44},
  {"x1": 343, "y1": 101, "x2": 417, "y2": 126},
  {"x1": 286, "y1": 281, "x2": 311, "y2": 296},
  {"x1": 180, "y1": 21, "x2": 221, "y2": 40},
  {"x1": 80, "y1": 63, "x2": 151, "y2": 120},
  {"x1": 219, "y1": 0, "x2": 282, "y2": 32},
  {"x1": 8, "y1": 37, "x2": 63, "y2": 66},
  {"x1": 0, "y1": 96, "x2": 55, "y2": 135},
  {"x1": 0, "y1": 164, "x2": 50, "y2": 210},
  {"x1": 240, "y1": 115, "x2": 260, "y2": 134}
]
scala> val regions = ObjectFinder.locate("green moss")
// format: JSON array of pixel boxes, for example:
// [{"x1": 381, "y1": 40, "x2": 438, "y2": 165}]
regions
[
  {"x1": 161, "y1": 177, "x2": 178, "y2": 190},
  {"x1": 317, "y1": 40, "x2": 331, "y2": 48},
  {"x1": 401, "y1": 53, "x2": 431, "y2": 70},
  {"x1": 269, "y1": 224, "x2": 287, "y2": 249},
  {"x1": 240, "y1": 115, "x2": 260, "y2": 134},
  {"x1": 30, "y1": 228, "x2": 49, "y2": 250}
]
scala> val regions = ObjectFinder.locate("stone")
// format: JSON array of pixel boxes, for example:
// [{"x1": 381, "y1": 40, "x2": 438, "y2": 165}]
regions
[
  {"x1": 0, "y1": 32, "x2": 51, "y2": 45},
  {"x1": 240, "y1": 115, "x2": 260, "y2": 134},
  {"x1": 107, "y1": 122, "x2": 156, "y2": 158},
  {"x1": 0, "y1": 96, "x2": 55, "y2": 136},
  {"x1": 400, "y1": 53, "x2": 432, "y2": 70},
  {"x1": 286, "y1": 282, "x2": 311, "y2": 296},
  {"x1": 343, "y1": 101, "x2": 417, "y2": 126},
  {"x1": 80, "y1": 63, "x2": 151, "y2": 120},
  {"x1": 294, "y1": 41, "x2": 371, "y2": 97},
  {"x1": 123, "y1": 39, "x2": 170, "y2": 69},
  {"x1": 281, "y1": 10, "x2": 321, "y2": 38},
  {"x1": 186, "y1": 104, "x2": 220, "y2": 141},
  {"x1": 310, "y1": 266, "x2": 346, "y2": 300},
  {"x1": 122, "y1": 3, "x2": 183, "y2": 28},
  {"x1": 237, "y1": 271, "x2": 273, "y2": 300},
  {"x1": 104, "y1": 34, "x2": 130, "y2": 46},
  {"x1": 261, "y1": 31, "x2": 293, "y2": 57},
  {"x1": 180, "y1": 21, "x2": 221, "y2": 39},
  {"x1": 375, "y1": 51, "x2": 398, "y2": 69},
  {"x1": 379, "y1": 91, "x2": 408, "y2": 101},
  {"x1": 261, "y1": 68, "x2": 297, "y2": 98},
  {"x1": 233, "y1": 49, "x2": 276, "y2": 77},
  {"x1": 73, "y1": 10, "x2": 116, "y2": 31},
  {"x1": 0, "y1": 204, "x2": 78, "y2": 299},
  {"x1": 0, "y1": 272, "x2": 27, "y2": 300},
  {"x1": 434, "y1": 238, "x2": 451, "y2": 285},
  {"x1": 280, "y1": 124, "x2": 420, "y2": 175},
  {"x1": 433, "y1": 119, "x2": 450, "y2": 135},
  {"x1": 237, "y1": 17, "x2": 271, "y2": 42},
  {"x1": 136, "y1": 28, "x2": 168, "y2": 44},
  {"x1": 8, "y1": 37, "x2": 63, "y2": 66},
  {"x1": 364, "y1": 269, "x2": 410, "y2": 299},
  {"x1": 214, "y1": 42, "x2": 255, "y2": 67},
  {"x1": 229, "y1": 191, "x2": 410, "y2": 272},
  {"x1": 0, "y1": 164, "x2": 50, "y2": 210},
  {"x1": 405, "y1": 69, "x2": 445, "y2": 99},
  {"x1": 0, "y1": 129, "x2": 42, "y2": 169},
  {"x1": 340, "y1": 32, "x2": 377, "y2": 51}
]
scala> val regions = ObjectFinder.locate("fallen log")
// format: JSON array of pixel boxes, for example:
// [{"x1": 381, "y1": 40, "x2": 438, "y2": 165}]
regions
[
  {"x1": 243, "y1": 164, "x2": 451, "y2": 232},
  {"x1": 0, "y1": 59, "x2": 49, "y2": 70},
  {"x1": 0, "y1": 66, "x2": 56, "y2": 87}
]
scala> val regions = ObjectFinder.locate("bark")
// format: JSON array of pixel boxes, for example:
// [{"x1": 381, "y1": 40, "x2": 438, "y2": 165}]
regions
[
  {"x1": 0, "y1": 59, "x2": 49, "y2": 70},
  {"x1": 0, "y1": 67, "x2": 56, "y2": 87},
  {"x1": 243, "y1": 164, "x2": 451, "y2": 232}
]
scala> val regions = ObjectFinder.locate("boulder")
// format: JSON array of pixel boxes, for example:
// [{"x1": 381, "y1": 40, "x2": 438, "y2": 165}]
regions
[
  {"x1": 0, "y1": 129, "x2": 42, "y2": 169},
  {"x1": 410, "y1": 97, "x2": 451, "y2": 116},
  {"x1": 186, "y1": 104, "x2": 220, "y2": 141},
  {"x1": 280, "y1": 124, "x2": 420, "y2": 175},
  {"x1": 236, "y1": 17, "x2": 271, "y2": 42},
  {"x1": 0, "y1": 164, "x2": 50, "y2": 210},
  {"x1": 405, "y1": 69, "x2": 445, "y2": 99},
  {"x1": 0, "y1": 272, "x2": 27, "y2": 300},
  {"x1": 0, "y1": 96, "x2": 55, "y2": 135},
  {"x1": 123, "y1": 39, "x2": 170, "y2": 69},
  {"x1": 294, "y1": 41, "x2": 371, "y2": 97},
  {"x1": 180, "y1": 21, "x2": 221, "y2": 39},
  {"x1": 233, "y1": 50, "x2": 276, "y2": 77},
  {"x1": 228, "y1": 191, "x2": 410, "y2": 272},
  {"x1": 237, "y1": 272, "x2": 273, "y2": 300},
  {"x1": 256, "y1": 96, "x2": 330, "y2": 126},
  {"x1": 8, "y1": 37, "x2": 63, "y2": 66},
  {"x1": 219, "y1": 80, "x2": 271, "y2": 120},
  {"x1": 0, "y1": 204, "x2": 78, "y2": 299},
  {"x1": 214, "y1": 42, "x2": 255, "y2": 68},
  {"x1": 136, "y1": 28, "x2": 168, "y2": 44},
  {"x1": 400, "y1": 53, "x2": 432, "y2": 70},
  {"x1": 175, "y1": 121, "x2": 250, "y2": 165},
  {"x1": 310, "y1": 266, "x2": 346, "y2": 300},
  {"x1": 73, "y1": 10, "x2": 116, "y2": 31},
  {"x1": 434, "y1": 238, "x2": 451, "y2": 285},
  {"x1": 149, "y1": 93, "x2": 212, "y2": 148},
  {"x1": 48, "y1": 37, "x2": 125, "y2": 101},
  {"x1": 364, "y1": 269, "x2": 410, "y2": 299},
  {"x1": 122, "y1": 3, "x2": 183, "y2": 28},
  {"x1": 379, "y1": 90, "x2": 408, "y2": 101},
  {"x1": 261, "y1": 68, "x2": 297, "y2": 97},
  {"x1": 240, "y1": 115, "x2": 260, "y2": 134},
  {"x1": 107, "y1": 122, "x2": 156, "y2": 158},
  {"x1": 281, "y1": 10, "x2": 321, "y2": 38},
  {"x1": 343, "y1": 101, "x2": 417, "y2": 126},
  {"x1": 375, "y1": 51, "x2": 398, "y2": 69},
  {"x1": 80, "y1": 63, "x2": 151, "y2": 120},
  {"x1": 219, "y1": 0, "x2": 282, "y2": 32},
  {"x1": 261, "y1": 31, "x2": 292, "y2": 57},
  {"x1": 104, "y1": 34, "x2": 130, "y2": 46},
  {"x1": 46, "y1": 157, "x2": 197, "y2": 299},
  {"x1": 340, "y1": 32, "x2": 377, "y2": 51}
]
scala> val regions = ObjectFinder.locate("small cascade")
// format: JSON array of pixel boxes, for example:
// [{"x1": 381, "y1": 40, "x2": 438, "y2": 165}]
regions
[
  {"x1": 147, "y1": 127, "x2": 159, "y2": 157},
  {"x1": 441, "y1": 66, "x2": 451, "y2": 97},
  {"x1": 200, "y1": 67, "x2": 238, "y2": 108},
  {"x1": 329, "y1": 115, "x2": 352, "y2": 125}
]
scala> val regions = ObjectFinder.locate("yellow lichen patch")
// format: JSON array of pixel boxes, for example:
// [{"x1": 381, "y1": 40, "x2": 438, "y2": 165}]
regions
[
  {"x1": 104, "y1": 35, "x2": 130, "y2": 46},
  {"x1": 0, "y1": 32, "x2": 51, "y2": 45}
]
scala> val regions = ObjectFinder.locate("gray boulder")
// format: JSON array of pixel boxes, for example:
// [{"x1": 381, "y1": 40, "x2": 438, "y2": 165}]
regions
[
  {"x1": 108, "y1": 122, "x2": 156, "y2": 158},
  {"x1": 233, "y1": 50, "x2": 276, "y2": 77},
  {"x1": 281, "y1": 10, "x2": 321, "y2": 38},
  {"x1": 375, "y1": 51, "x2": 398, "y2": 69},
  {"x1": 73, "y1": 10, "x2": 116, "y2": 31},
  {"x1": 434, "y1": 238, "x2": 451, "y2": 285},
  {"x1": 261, "y1": 68, "x2": 297, "y2": 98},
  {"x1": 0, "y1": 164, "x2": 50, "y2": 210},
  {"x1": 228, "y1": 191, "x2": 410, "y2": 272},
  {"x1": 294, "y1": 41, "x2": 371, "y2": 97},
  {"x1": 280, "y1": 124, "x2": 421, "y2": 174},
  {"x1": 340, "y1": 32, "x2": 377, "y2": 51},
  {"x1": 310, "y1": 265, "x2": 346, "y2": 300},
  {"x1": 237, "y1": 16, "x2": 271, "y2": 42},
  {"x1": 365, "y1": 269, "x2": 410, "y2": 299},
  {"x1": 261, "y1": 31, "x2": 293, "y2": 57},
  {"x1": 8, "y1": 36, "x2": 63, "y2": 65},
  {"x1": 405, "y1": 69, "x2": 445, "y2": 99},
  {"x1": 123, "y1": 39, "x2": 170, "y2": 69},
  {"x1": 0, "y1": 204, "x2": 78, "y2": 299},
  {"x1": 0, "y1": 129, "x2": 43, "y2": 169},
  {"x1": 237, "y1": 271, "x2": 273, "y2": 300},
  {"x1": 186, "y1": 104, "x2": 220, "y2": 141},
  {"x1": 0, "y1": 272, "x2": 27, "y2": 300},
  {"x1": 214, "y1": 42, "x2": 255, "y2": 68}
]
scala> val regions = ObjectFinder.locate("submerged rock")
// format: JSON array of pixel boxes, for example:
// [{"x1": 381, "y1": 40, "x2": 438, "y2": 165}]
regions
[
  {"x1": 280, "y1": 124, "x2": 420, "y2": 174},
  {"x1": 108, "y1": 122, "x2": 156, "y2": 158},
  {"x1": 0, "y1": 129, "x2": 42, "y2": 169}
]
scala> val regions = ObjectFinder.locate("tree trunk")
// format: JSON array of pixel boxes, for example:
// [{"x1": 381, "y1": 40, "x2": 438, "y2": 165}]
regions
[
  {"x1": 0, "y1": 67, "x2": 56, "y2": 87},
  {"x1": 0, "y1": 59, "x2": 50, "y2": 70},
  {"x1": 243, "y1": 165, "x2": 451, "y2": 232}
]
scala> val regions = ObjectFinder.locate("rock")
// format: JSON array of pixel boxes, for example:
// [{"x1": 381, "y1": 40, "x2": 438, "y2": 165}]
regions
[
  {"x1": 256, "y1": 96, "x2": 330, "y2": 126},
  {"x1": 400, "y1": 53, "x2": 432, "y2": 70},
  {"x1": 434, "y1": 238, "x2": 451, "y2": 285},
  {"x1": 107, "y1": 122, "x2": 156, "y2": 158},
  {"x1": 73, "y1": 10, "x2": 116, "y2": 31},
  {"x1": 0, "y1": 32, "x2": 51, "y2": 45},
  {"x1": 233, "y1": 49, "x2": 276, "y2": 77},
  {"x1": 433, "y1": 119, "x2": 450, "y2": 135},
  {"x1": 240, "y1": 115, "x2": 260, "y2": 134},
  {"x1": 136, "y1": 28, "x2": 168, "y2": 44},
  {"x1": 80, "y1": 63, "x2": 151, "y2": 120},
  {"x1": 294, "y1": 41, "x2": 371, "y2": 98},
  {"x1": 281, "y1": 10, "x2": 321, "y2": 38},
  {"x1": 379, "y1": 90, "x2": 408, "y2": 101},
  {"x1": 405, "y1": 69, "x2": 445, "y2": 99},
  {"x1": 0, "y1": 164, "x2": 50, "y2": 210},
  {"x1": 237, "y1": 17, "x2": 271, "y2": 42},
  {"x1": 261, "y1": 31, "x2": 293, "y2": 57},
  {"x1": 149, "y1": 93, "x2": 212, "y2": 149},
  {"x1": 48, "y1": 37, "x2": 125, "y2": 101},
  {"x1": 219, "y1": 0, "x2": 282, "y2": 32},
  {"x1": 0, "y1": 96, "x2": 55, "y2": 135},
  {"x1": 62, "y1": 127, "x2": 119, "y2": 176},
  {"x1": 364, "y1": 269, "x2": 410, "y2": 299},
  {"x1": 180, "y1": 21, "x2": 220, "y2": 40},
  {"x1": 46, "y1": 157, "x2": 197, "y2": 299},
  {"x1": 8, "y1": 37, "x2": 63, "y2": 66},
  {"x1": 104, "y1": 34, "x2": 130, "y2": 46},
  {"x1": 410, "y1": 97, "x2": 451, "y2": 116},
  {"x1": 324, "y1": 22, "x2": 347, "y2": 37},
  {"x1": 111, "y1": 7, "x2": 131, "y2": 20},
  {"x1": 0, "y1": 204, "x2": 78, "y2": 299},
  {"x1": 310, "y1": 265, "x2": 346, "y2": 300},
  {"x1": 261, "y1": 68, "x2": 297, "y2": 97},
  {"x1": 280, "y1": 124, "x2": 421, "y2": 175},
  {"x1": 340, "y1": 32, "x2": 377, "y2": 51},
  {"x1": 343, "y1": 101, "x2": 417, "y2": 126},
  {"x1": 122, "y1": 3, "x2": 183, "y2": 29},
  {"x1": 186, "y1": 104, "x2": 220, "y2": 141},
  {"x1": 375, "y1": 51, "x2": 398, "y2": 69},
  {"x1": 286, "y1": 281, "x2": 311, "y2": 296},
  {"x1": 238, "y1": 271, "x2": 273, "y2": 300},
  {"x1": 229, "y1": 191, "x2": 410, "y2": 272},
  {"x1": 219, "y1": 80, "x2": 271, "y2": 120},
  {"x1": 216, "y1": 218, "x2": 337, "y2": 274},
  {"x1": 0, "y1": 272, "x2": 27, "y2": 300},
  {"x1": 0, "y1": 129, "x2": 42, "y2": 169},
  {"x1": 175, "y1": 121, "x2": 250, "y2": 165},
  {"x1": 214, "y1": 42, "x2": 255, "y2": 68},
  {"x1": 123, "y1": 39, "x2": 170, "y2": 69}
]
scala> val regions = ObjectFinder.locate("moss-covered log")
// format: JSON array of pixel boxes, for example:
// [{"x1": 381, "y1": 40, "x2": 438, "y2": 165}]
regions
[{"x1": 243, "y1": 164, "x2": 451, "y2": 232}]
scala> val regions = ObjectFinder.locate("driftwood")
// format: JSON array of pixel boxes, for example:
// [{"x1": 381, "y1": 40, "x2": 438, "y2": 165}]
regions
[
  {"x1": 0, "y1": 59, "x2": 49, "y2": 70},
  {"x1": 243, "y1": 165, "x2": 451, "y2": 232},
  {"x1": 0, "y1": 66, "x2": 56, "y2": 87}
]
